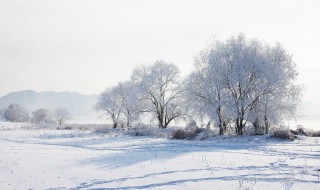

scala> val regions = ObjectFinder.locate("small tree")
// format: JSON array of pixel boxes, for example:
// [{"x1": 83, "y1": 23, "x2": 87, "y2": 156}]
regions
[
  {"x1": 32, "y1": 108, "x2": 54, "y2": 123},
  {"x1": 116, "y1": 82, "x2": 140, "y2": 127},
  {"x1": 54, "y1": 108, "x2": 72, "y2": 125},
  {"x1": 4, "y1": 103, "x2": 29, "y2": 122},
  {"x1": 95, "y1": 87, "x2": 123, "y2": 128}
]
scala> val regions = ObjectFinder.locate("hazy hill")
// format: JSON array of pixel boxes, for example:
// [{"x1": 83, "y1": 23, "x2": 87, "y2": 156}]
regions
[
  {"x1": 1, "y1": 90, "x2": 319, "y2": 120},
  {"x1": 0, "y1": 90, "x2": 98, "y2": 117}
]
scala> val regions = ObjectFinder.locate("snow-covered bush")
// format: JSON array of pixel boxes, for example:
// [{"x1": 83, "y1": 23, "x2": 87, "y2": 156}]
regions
[
  {"x1": 271, "y1": 129, "x2": 296, "y2": 141},
  {"x1": 291, "y1": 126, "x2": 320, "y2": 137},
  {"x1": 172, "y1": 129, "x2": 187, "y2": 139},
  {"x1": 126, "y1": 123, "x2": 174, "y2": 138},
  {"x1": 127, "y1": 123, "x2": 158, "y2": 136},
  {"x1": 56, "y1": 125, "x2": 73, "y2": 130},
  {"x1": 296, "y1": 126, "x2": 311, "y2": 136},
  {"x1": 4, "y1": 104, "x2": 29, "y2": 122},
  {"x1": 312, "y1": 131, "x2": 320, "y2": 137},
  {"x1": 197, "y1": 127, "x2": 215, "y2": 140},
  {"x1": 172, "y1": 127, "x2": 203, "y2": 140}
]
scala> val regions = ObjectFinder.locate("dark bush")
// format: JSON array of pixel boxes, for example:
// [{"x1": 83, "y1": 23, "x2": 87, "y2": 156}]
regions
[
  {"x1": 297, "y1": 127, "x2": 311, "y2": 136},
  {"x1": 172, "y1": 127, "x2": 204, "y2": 140},
  {"x1": 312, "y1": 131, "x2": 320, "y2": 137},
  {"x1": 172, "y1": 129, "x2": 187, "y2": 139},
  {"x1": 290, "y1": 126, "x2": 320, "y2": 137},
  {"x1": 57, "y1": 126, "x2": 73, "y2": 130},
  {"x1": 290, "y1": 129, "x2": 298, "y2": 135},
  {"x1": 271, "y1": 130, "x2": 296, "y2": 141}
]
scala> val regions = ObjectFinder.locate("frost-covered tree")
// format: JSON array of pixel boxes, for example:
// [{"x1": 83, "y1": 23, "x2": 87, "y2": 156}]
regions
[
  {"x1": 116, "y1": 81, "x2": 140, "y2": 127},
  {"x1": 95, "y1": 86, "x2": 123, "y2": 128},
  {"x1": 185, "y1": 44, "x2": 231, "y2": 135},
  {"x1": 32, "y1": 108, "x2": 54, "y2": 123},
  {"x1": 95, "y1": 81, "x2": 140, "y2": 128},
  {"x1": 132, "y1": 60, "x2": 183, "y2": 129},
  {"x1": 186, "y1": 34, "x2": 301, "y2": 135},
  {"x1": 54, "y1": 108, "x2": 72, "y2": 126},
  {"x1": 4, "y1": 103, "x2": 29, "y2": 122},
  {"x1": 241, "y1": 40, "x2": 301, "y2": 134}
]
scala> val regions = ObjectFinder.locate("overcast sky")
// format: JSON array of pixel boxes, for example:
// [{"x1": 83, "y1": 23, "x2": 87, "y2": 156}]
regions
[{"x1": 0, "y1": 0, "x2": 319, "y2": 104}]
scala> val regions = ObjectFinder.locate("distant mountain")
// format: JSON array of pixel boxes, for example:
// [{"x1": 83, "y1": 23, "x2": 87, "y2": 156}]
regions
[
  {"x1": 0, "y1": 90, "x2": 99, "y2": 117},
  {"x1": 1, "y1": 90, "x2": 319, "y2": 120}
]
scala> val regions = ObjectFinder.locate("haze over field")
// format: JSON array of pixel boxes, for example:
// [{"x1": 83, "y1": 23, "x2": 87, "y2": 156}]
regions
[{"x1": 0, "y1": 0, "x2": 320, "y2": 105}]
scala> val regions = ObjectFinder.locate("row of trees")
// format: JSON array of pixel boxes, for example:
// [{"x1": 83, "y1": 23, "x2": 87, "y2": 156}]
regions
[
  {"x1": 0, "y1": 103, "x2": 72, "y2": 125},
  {"x1": 95, "y1": 61, "x2": 183, "y2": 129},
  {"x1": 95, "y1": 34, "x2": 302, "y2": 135}
]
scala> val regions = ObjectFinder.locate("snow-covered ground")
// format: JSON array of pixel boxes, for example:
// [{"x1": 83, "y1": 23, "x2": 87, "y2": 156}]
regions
[{"x1": 1, "y1": 122, "x2": 320, "y2": 190}]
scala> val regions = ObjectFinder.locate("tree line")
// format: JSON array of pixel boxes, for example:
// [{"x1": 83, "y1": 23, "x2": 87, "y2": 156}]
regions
[
  {"x1": 95, "y1": 34, "x2": 302, "y2": 135},
  {"x1": 0, "y1": 104, "x2": 71, "y2": 125}
]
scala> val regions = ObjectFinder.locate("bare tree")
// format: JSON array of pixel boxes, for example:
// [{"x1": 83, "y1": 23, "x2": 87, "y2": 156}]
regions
[
  {"x1": 95, "y1": 87, "x2": 123, "y2": 128},
  {"x1": 132, "y1": 60, "x2": 183, "y2": 129},
  {"x1": 32, "y1": 108, "x2": 54, "y2": 123},
  {"x1": 54, "y1": 108, "x2": 72, "y2": 126},
  {"x1": 116, "y1": 81, "x2": 140, "y2": 127},
  {"x1": 4, "y1": 103, "x2": 29, "y2": 122}
]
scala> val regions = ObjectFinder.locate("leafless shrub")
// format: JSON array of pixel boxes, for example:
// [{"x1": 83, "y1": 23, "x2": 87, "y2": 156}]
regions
[
  {"x1": 57, "y1": 126, "x2": 73, "y2": 130},
  {"x1": 271, "y1": 129, "x2": 296, "y2": 141},
  {"x1": 55, "y1": 123, "x2": 112, "y2": 132},
  {"x1": 127, "y1": 124, "x2": 158, "y2": 136},
  {"x1": 172, "y1": 127, "x2": 203, "y2": 140},
  {"x1": 290, "y1": 126, "x2": 320, "y2": 137}
]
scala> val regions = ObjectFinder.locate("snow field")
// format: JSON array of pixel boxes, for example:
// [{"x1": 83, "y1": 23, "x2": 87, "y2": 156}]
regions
[{"x1": 0, "y1": 122, "x2": 320, "y2": 190}]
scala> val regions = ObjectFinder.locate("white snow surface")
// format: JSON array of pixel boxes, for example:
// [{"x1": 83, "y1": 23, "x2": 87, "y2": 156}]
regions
[{"x1": 1, "y1": 122, "x2": 320, "y2": 190}]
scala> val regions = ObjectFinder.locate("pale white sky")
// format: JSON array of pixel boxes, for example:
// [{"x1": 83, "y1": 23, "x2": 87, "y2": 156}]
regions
[{"x1": 0, "y1": 0, "x2": 320, "y2": 104}]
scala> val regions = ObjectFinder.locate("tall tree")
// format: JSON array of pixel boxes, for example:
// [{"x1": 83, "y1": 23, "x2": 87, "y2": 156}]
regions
[
  {"x1": 186, "y1": 34, "x2": 301, "y2": 135},
  {"x1": 132, "y1": 60, "x2": 183, "y2": 129},
  {"x1": 185, "y1": 44, "x2": 230, "y2": 134}
]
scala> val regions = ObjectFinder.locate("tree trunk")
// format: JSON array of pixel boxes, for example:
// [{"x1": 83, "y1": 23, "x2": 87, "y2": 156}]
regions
[
  {"x1": 217, "y1": 106, "x2": 224, "y2": 135},
  {"x1": 236, "y1": 117, "x2": 244, "y2": 135},
  {"x1": 253, "y1": 118, "x2": 260, "y2": 133},
  {"x1": 264, "y1": 115, "x2": 269, "y2": 134},
  {"x1": 111, "y1": 115, "x2": 118, "y2": 129},
  {"x1": 113, "y1": 122, "x2": 118, "y2": 129},
  {"x1": 223, "y1": 121, "x2": 227, "y2": 133}
]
